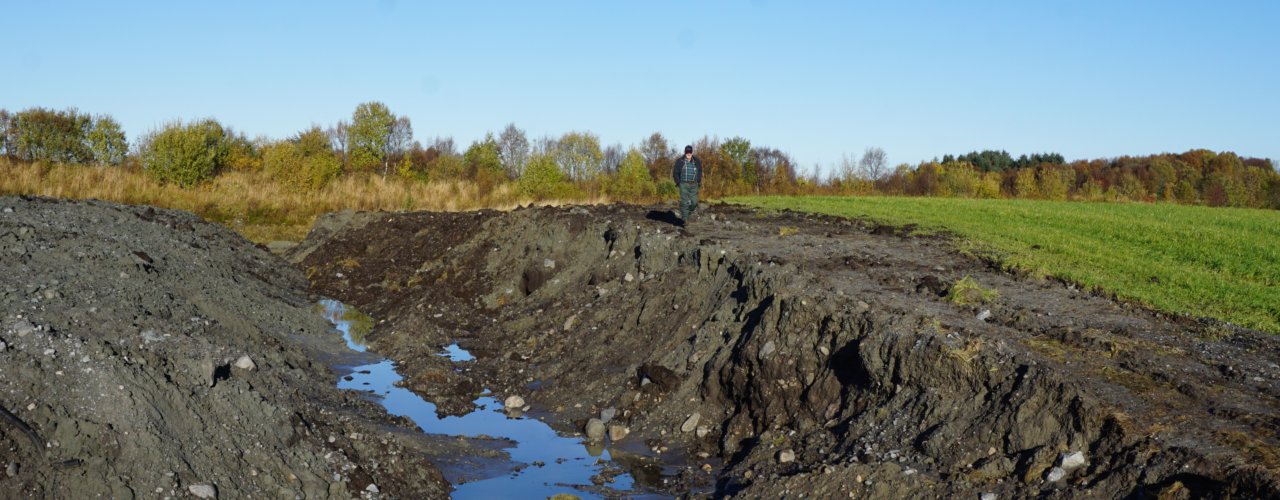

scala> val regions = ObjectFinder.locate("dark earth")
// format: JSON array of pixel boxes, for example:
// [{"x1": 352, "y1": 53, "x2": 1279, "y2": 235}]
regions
[{"x1": 2, "y1": 195, "x2": 1279, "y2": 499}]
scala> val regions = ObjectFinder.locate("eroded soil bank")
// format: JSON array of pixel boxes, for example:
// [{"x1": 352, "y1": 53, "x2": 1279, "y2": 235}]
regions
[
  {"x1": 296, "y1": 202, "x2": 1280, "y2": 499},
  {"x1": 0, "y1": 196, "x2": 452, "y2": 499}
]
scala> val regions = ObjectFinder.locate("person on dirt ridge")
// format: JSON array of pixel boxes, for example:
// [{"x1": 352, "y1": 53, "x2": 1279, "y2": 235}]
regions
[{"x1": 673, "y1": 145, "x2": 702, "y2": 228}]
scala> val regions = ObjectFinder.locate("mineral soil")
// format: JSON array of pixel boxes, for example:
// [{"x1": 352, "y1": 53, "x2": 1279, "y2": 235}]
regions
[
  {"x1": 0, "y1": 196, "x2": 452, "y2": 499},
  {"x1": 297, "y1": 202, "x2": 1280, "y2": 499}
]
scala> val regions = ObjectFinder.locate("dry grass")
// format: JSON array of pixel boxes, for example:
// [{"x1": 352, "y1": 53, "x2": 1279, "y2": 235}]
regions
[{"x1": 0, "y1": 158, "x2": 611, "y2": 243}]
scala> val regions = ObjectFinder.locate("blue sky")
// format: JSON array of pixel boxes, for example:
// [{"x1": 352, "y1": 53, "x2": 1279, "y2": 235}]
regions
[{"x1": 4, "y1": 1, "x2": 1277, "y2": 174}]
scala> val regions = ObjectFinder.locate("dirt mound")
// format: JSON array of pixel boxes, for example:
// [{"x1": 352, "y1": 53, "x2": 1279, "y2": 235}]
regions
[
  {"x1": 297, "y1": 202, "x2": 1280, "y2": 499},
  {"x1": 0, "y1": 196, "x2": 448, "y2": 499}
]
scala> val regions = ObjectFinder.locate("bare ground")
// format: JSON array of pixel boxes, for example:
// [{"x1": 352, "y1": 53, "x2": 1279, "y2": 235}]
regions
[{"x1": 295, "y1": 202, "x2": 1280, "y2": 499}]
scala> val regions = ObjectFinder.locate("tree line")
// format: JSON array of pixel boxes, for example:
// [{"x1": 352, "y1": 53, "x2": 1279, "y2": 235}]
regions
[{"x1": 2, "y1": 104, "x2": 1277, "y2": 209}]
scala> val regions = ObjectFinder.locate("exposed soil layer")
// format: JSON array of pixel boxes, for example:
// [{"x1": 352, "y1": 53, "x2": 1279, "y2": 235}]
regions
[
  {"x1": 297, "y1": 202, "x2": 1280, "y2": 499},
  {"x1": 0, "y1": 196, "x2": 453, "y2": 499}
]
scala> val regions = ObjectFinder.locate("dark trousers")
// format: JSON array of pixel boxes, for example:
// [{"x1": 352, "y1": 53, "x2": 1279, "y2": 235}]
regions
[{"x1": 679, "y1": 182, "x2": 699, "y2": 220}]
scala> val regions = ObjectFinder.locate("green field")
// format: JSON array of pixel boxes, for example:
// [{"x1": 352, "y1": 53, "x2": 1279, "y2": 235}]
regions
[{"x1": 724, "y1": 196, "x2": 1280, "y2": 335}]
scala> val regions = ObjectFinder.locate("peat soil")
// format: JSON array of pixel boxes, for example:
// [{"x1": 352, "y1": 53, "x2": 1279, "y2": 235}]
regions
[
  {"x1": 0, "y1": 196, "x2": 457, "y2": 499},
  {"x1": 296, "y1": 202, "x2": 1280, "y2": 499}
]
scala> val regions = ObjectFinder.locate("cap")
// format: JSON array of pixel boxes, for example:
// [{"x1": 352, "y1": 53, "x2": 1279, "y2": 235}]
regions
[{"x1": 684, "y1": 145, "x2": 693, "y2": 154}]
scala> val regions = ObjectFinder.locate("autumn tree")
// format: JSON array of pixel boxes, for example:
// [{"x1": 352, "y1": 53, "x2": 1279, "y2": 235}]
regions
[
  {"x1": 86, "y1": 114, "x2": 128, "y2": 165},
  {"x1": 348, "y1": 101, "x2": 394, "y2": 172},
  {"x1": 12, "y1": 107, "x2": 94, "y2": 164},
  {"x1": 721, "y1": 136, "x2": 755, "y2": 186},
  {"x1": 497, "y1": 123, "x2": 529, "y2": 179},
  {"x1": 603, "y1": 147, "x2": 654, "y2": 202},
  {"x1": 555, "y1": 131, "x2": 603, "y2": 181},
  {"x1": 640, "y1": 132, "x2": 672, "y2": 180},
  {"x1": 859, "y1": 147, "x2": 888, "y2": 180},
  {"x1": 262, "y1": 125, "x2": 343, "y2": 189}
]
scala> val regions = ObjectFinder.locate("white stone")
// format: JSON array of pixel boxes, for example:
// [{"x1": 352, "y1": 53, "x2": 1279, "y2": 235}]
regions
[
  {"x1": 681, "y1": 412, "x2": 701, "y2": 433},
  {"x1": 504, "y1": 395, "x2": 525, "y2": 409},
  {"x1": 585, "y1": 418, "x2": 606, "y2": 441},
  {"x1": 188, "y1": 484, "x2": 217, "y2": 499},
  {"x1": 758, "y1": 341, "x2": 776, "y2": 360},
  {"x1": 608, "y1": 424, "x2": 629, "y2": 442},
  {"x1": 777, "y1": 449, "x2": 795, "y2": 463},
  {"x1": 980, "y1": 494, "x2": 998, "y2": 500},
  {"x1": 366, "y1": 483, "x2": 380, "y2": 493},
  {"x1": 1059, "y1": 451, "x2": 1086, "y2": 470},
  {"x1": 234, "y1": 355, "x2": 257, "y2": 371},
  {"x1": 563, "y1": 314, "x2": 577, "y2": 331},
  {"x1": 976, "y1": 310, "x2": 992, "y2": 321},
  {"x1": 696, "y1": 426, "x2": 709, "y2": 438},
  {"x1": 600, "y1": 407, "x2": 617, "y2": 424},
  {"x1": 1045, "y1": 466, "x2": 1066, "y2": 482},
  {"x1": 544, "y1": 259, "x2": 555, "y2": 269},
  {"x1": 624, "y1": 273, "x2": 634, "y2": 282}
]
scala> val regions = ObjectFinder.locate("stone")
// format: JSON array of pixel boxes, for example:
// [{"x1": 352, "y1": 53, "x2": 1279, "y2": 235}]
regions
[
  {"x1": 1045, "y1": 466, "x2": 1066, "y2": 482},
  {"x1": 600, "y1": 407, "x2": 617, "y2": 424},
  {"x1": 608, "y1": 424, "x2": 629, "y2": 441},
  {"x1": 5, "y1": 462, "x2": 16, "y2": 476},
  {"x1": 266, "y1": 241, "x2": 298, "y2": 255},
  {"x1": 624, "y1": 272, "x2": 634, "y2": 282},
  {"x1": 504, "y1": 395, "x2": 525, "y2": 409},
  {"x1": 544, "y1": 258, "x2": 555, "y2": 269},
  {"x1": 976, "y1": 310, "x2": 992, "y2": 321},
  {"x1": 366, "y1": 483, "x2": 380, "y2": 493},
  {"x1": 0, "y1": 341, "x2": 6, "y2": 351},
  {"x1": 778, "y1": 449, "x2": 795, "y2": 463},
  {"x1": 696, "y1": 426, "x2": 709, "y2": 438},
  {"x1": 563, "y1": 314, "x2": 577, "y2": 331},
  {"x1": 13, "y1": 320, "x2": 34, "y2": 337},
  {"x1": 681, "y1": 412, "x2": 701, "y2": 433},
  {"x1": 234, "y1": 355, "x2": 257, "y2": 371},
  {"x1": 42, "y1": 289, "x2": 59, "y2": 300},
  {"x1": 980, "y1": 494, "x2": 998, "y2": 500},
  {"x1": 758, "y1": 341, "x2": 776, "y2": 360},
  {"x1": 201, "y1": 359, "x2": 216, "y2": 387},
  {"x1": 818, "y1": 346, "x2": 829, "y2": 356},
  {"x1": 188, "y1": 484, "x2": 217, "y2": 498},
  {"x1": 140, "y1": 329, "x2": 164, "y2": 342},
  {"x1": 1059, "y1": 451, "x2": 1086, "y2": 470},
  {"x1": 585, "y1": 419, "x2": 606, "y2": 442}
]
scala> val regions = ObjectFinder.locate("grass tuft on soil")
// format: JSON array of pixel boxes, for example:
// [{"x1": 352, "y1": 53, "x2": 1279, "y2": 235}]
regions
[
  {"x1": 947, "y1": 275, "x2": 999, "y2": 306},
  {"x1": 725, "y1": 196, "x2": 1280, "y2": 334}
]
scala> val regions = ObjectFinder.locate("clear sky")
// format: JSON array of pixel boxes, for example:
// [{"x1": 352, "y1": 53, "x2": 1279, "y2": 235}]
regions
[{"x1": 4, "y1": 1, "x2": 1277, "y2": 174}]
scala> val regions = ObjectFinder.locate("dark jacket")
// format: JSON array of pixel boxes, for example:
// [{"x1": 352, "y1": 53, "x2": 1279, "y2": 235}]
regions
[{"x1": 672, "y1": 155, "x2": 702, "y2": 184}]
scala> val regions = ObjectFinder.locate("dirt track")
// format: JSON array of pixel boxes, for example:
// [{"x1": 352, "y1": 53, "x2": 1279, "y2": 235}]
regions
[{"x1": 296, "y1": 202, "x2": 1280, "y2": 499}]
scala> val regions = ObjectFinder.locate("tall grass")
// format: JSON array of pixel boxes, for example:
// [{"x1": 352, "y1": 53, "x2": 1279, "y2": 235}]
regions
[
  {"x1": 0, "y1": 159, "x2": 610, "y2": 243},
  {"x1": 727, "y1": 196, "x2": 1280, "y2": 334}
]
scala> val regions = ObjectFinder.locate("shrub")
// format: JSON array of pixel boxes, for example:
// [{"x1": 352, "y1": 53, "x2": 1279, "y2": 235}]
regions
[
  {"x1": 656, "y1": 179, "x2": 678, "y2": 199},
  {"x1": 262, "y1": 126, "x2": 342, "y2": 190},
  {"x1": 602, "y1": 147, "x2": 655, "y2": 202},
  {"x1": 518, "y1": 153, "x2": 579, "y2": 200},
  {"x1": 139, "y1": 119, "x2": 231, "y2": 187}
]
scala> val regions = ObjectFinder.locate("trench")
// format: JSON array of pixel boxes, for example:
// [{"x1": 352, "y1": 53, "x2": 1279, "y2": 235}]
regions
[{"x1": 318, "y1": 299, "x2": 686, "y2": 499}]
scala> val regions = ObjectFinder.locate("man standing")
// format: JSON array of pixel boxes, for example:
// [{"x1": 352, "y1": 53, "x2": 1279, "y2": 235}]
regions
[{"x1": 672, "y1": 145, "x2": 702, "y2": 227}]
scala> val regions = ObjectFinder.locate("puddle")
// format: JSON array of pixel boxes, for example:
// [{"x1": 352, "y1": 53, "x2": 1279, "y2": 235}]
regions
[{"x1": 317, "y1": 300, "x2": 668, "y2": 499}]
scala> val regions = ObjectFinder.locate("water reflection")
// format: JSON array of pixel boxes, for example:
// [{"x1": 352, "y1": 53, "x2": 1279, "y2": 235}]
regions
[{"x1": 319, "y1": 300, "x2": 659, "y2": 500}]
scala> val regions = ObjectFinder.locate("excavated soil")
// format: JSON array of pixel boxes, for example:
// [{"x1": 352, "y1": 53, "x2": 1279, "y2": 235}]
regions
[
  {"x1": 0, "y1": 195, "x2": 455, "y2": 499},
  {"x1": 295, "y1": 202, "x2": 1280, "y2": 499}
]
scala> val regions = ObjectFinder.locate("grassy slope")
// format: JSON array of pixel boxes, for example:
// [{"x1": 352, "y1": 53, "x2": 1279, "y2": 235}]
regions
[{"x1": 725, "y1": 196, "x2": 1280, "y2": 334}]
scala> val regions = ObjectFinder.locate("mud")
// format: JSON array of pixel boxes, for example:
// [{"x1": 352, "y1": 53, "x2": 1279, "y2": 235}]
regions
[
  {"x1": 0, "y1": 196, "x2": 453, "y2": 499},
  {"x1": 297, "y1": 202, "x2": 1280, "y2": 499}
]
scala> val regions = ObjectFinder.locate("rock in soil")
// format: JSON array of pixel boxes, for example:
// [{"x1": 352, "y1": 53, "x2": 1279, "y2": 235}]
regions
[{"x1": 295, "y1": 202, "x2": 1280, "y2": 499}]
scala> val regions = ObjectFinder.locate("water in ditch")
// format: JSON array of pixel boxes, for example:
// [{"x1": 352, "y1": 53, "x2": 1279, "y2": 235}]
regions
[{"x1": 317, "y1": 299, "x2": 669, "y2": 499}]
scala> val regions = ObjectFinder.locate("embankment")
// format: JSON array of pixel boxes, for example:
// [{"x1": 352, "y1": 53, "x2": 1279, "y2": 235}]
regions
[{"x1": 298, "y1": 203, "x2": 1280, "y2": 499}]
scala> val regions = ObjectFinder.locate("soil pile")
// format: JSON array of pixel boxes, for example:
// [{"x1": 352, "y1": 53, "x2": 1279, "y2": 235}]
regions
[
  {"x1": 0, "y1": 196, "x2": 449, "y2": 499},
  {"x1": 298, "y1": 203, "x2": 1280, "y2": 499}
]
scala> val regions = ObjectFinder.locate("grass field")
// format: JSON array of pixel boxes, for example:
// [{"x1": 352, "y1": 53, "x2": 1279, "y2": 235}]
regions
[{"x1": 725, "y1": 196, "x2": 1280, "y2": 335}]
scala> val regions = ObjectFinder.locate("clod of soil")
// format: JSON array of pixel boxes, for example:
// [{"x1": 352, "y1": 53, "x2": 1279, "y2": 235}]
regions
[
  {"x1": 0, "y1": 196, "x2": 449, "y2": 499},
  {"x1": 298, "y1": 202, "x2": 1280, "y2": 499}
]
